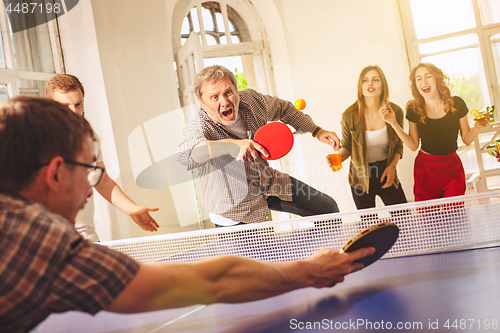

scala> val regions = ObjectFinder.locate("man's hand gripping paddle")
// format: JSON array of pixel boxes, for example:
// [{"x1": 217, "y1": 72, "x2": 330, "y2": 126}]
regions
[
  {"x1": 254, "y1": 122, "x2": 294, "y2": 160},
  {"x1": 341, "y1": 222, "x2": 399, "y2": 268}
]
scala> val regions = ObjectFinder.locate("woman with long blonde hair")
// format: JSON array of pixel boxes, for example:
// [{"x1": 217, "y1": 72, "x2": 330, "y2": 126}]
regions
[
  {"x1": 381, "y1": 63, "x2": 487, "y2": 201},
  {"x1": 339, "y1": 65, "x2": 407, "y2": 209}
]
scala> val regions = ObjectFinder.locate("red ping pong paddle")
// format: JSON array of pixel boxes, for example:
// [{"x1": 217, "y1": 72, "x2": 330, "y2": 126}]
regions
[
  {"x1": 342, "y1": 221, "x2": 399, "y2": 268},
  {"x1": 254, "y1": 122, "x2": 294, "y2": 160}
]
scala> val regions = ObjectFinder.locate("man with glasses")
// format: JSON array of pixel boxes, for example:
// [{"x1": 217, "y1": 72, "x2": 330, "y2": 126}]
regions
[
  {"x1": 0, "y1": 96, "x2": 374, "y2": 333},
  {"x1": 36, "y1": 159, "x2": 105, "y2": 187},
  {"x1": 45, "y1": 74, "x2": 159, "y2": 241}
]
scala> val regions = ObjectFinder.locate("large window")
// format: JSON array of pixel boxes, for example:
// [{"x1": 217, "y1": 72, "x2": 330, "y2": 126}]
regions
[
  {"x1": 400, "y1": 0, "x2": 499, "y2": 113},
  {"x1": 399, "y1": 0, "x2": 500, "y2": 190},
  {"x1": 0, "y1": 0, "x2": 64, "y2": 99}
]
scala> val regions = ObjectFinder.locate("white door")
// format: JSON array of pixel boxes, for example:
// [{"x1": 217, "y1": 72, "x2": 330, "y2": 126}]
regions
[
  {"x1": 176, "y1": 32, "x2": 204, "y2": 112},
  {"x1": 174, "y1": 32, "x2": 212, "y2": 224}
]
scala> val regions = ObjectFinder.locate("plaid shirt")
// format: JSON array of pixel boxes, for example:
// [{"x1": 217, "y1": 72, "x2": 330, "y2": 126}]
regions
[
  {"x1": 176, "y1": 89, "x2": 316, "y2": 224},
  {"x1": 0, "y1": 192, "x2": 140, "y2": 333}
]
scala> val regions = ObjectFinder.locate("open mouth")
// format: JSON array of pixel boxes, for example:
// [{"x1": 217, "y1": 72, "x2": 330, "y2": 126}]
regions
[
  {"x1": 422, "y1": 86, "x2": 430, "y2": 93},
  {"x1": 222, "y1": 108, "x2": 234, "y2": 119},
  {"x1": 367, "y1": 87, "x2": 375, "y2": 93}
]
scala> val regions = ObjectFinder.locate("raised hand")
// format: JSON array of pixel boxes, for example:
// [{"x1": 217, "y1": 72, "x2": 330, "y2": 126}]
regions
[{"x1": 379, "y1": 104, "x2": 397, "y2": 125}]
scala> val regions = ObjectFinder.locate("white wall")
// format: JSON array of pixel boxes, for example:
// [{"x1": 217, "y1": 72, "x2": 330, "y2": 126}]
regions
[
  {"x1": 57, "y1": 0, "x2": 127, "y2": 240},
  {"x1": 58, "y1": 0, "x2": 416, "y2": 240}
]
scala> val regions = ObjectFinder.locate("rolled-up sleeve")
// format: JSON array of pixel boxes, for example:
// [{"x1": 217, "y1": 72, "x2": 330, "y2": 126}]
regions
[
  {"x1": 240, "y1": 89, "x2": 316, "y2": 134},
  {"x1": 0, "y1": 202, "x2": 141, "y2": 333}
]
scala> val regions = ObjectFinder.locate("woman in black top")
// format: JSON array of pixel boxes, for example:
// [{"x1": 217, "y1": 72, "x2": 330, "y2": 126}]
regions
[{"x1": 380, "y1": 63, "x2": 488, "y2": 201}]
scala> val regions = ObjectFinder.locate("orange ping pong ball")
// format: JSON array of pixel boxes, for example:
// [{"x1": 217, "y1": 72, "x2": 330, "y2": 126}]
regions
[{"x1": 295, "y1": 98, "x2": 306, "y2": 110}]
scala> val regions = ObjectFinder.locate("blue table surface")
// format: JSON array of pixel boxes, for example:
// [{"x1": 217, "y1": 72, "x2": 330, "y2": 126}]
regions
[{"x1": 32, "y1": 245, "x2": 500, "y2": 333}]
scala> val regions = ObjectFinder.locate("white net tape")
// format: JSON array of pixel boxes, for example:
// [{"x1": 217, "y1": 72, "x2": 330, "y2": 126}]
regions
[{"x1": 101, "y1": 191, "x2": 500, "y2": 263}]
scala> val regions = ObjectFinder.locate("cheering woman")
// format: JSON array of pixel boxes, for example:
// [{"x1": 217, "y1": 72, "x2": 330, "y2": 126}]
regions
[{"x1": 381, "y1": 63, "x2": 487, "y2": 201}]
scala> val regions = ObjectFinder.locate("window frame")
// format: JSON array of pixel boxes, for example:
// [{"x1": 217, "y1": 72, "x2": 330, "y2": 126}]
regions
[
  {"x1": 0, "y1": 1, "x2": 64, "y2": 98},
  {"x1": 180, "y1": 2, "x2": 249, "y2": 47},
  {"x1": 181, "y1": 2, "x2": 244, "y2": 46},
  {"x1": 398, "y1": 0, "x2": 500, "y2": 115}
]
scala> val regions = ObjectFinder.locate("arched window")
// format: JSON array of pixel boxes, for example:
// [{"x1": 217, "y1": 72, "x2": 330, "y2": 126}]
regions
[
  {"x1": 180, "y1": 2, "x2": 249, "y2": 46},
  {"x1": 174, "y1": 0, "x2": 273, "y2": 110}
]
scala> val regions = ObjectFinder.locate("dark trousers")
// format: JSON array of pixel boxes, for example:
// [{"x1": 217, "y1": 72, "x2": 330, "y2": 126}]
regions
[
  {"x1": 215, "y1": 177, "x2": 339, "y2": 227},
  {"x1": 351, "y1": 159, "x2": 407, "y2": 210},
  {"x1": 267, "y1": 176, "x2": 339, "y2": 216}
]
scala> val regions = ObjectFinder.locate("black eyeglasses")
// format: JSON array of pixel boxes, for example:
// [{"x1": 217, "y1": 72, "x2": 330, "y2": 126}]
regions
[
  {"x1": 37, "y1": 159, "x2": 105, "y2": 187},
  {"x1": 65, "y1": 160, "x2": 105, "y2": 187}
]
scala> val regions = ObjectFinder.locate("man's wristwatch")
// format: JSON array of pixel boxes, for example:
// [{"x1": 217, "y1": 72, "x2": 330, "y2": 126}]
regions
[{"x1": 312, "y1": 125, "x2": 321, "y2": 137}]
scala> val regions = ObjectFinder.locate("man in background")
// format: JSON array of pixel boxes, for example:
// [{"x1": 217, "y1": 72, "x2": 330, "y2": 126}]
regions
[{"x1": 46, "y1": 74, "x2": 159, "y2": 241}]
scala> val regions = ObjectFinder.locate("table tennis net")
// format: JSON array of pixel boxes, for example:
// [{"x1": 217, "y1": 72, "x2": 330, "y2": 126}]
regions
[{"x1": 101, "y1": 191, "x2": 500, "y2": 264}]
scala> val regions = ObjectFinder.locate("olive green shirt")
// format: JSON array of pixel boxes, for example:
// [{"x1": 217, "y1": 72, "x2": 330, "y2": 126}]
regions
[{"x1": 340, "y1": 102, "x2": 404, "y2": 193}]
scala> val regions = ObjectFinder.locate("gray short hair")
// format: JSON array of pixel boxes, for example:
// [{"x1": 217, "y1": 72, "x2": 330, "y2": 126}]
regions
[{"x1": 193, "y1": 65, "x2": 238, "y2": 100}]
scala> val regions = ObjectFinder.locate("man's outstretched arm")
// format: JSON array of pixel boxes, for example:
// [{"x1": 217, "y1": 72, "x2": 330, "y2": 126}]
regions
[{"x1": 106, "y1": 247, "x2": 375, "y2": 313}]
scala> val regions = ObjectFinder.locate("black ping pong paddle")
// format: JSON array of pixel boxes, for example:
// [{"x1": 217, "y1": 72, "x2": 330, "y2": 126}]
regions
[{"x1": 341, "y1": 221, "x2": 399, "y2": 268}]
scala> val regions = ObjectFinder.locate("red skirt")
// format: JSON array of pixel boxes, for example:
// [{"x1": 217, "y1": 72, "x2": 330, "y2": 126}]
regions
[{"x1": 413, "y1": 151, "x2": 465, "y2": 201}]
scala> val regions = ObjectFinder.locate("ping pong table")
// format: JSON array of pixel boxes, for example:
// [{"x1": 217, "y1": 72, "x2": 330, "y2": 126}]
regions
[{"x1": 31, "y1": 192, "x2": 500, "y2": 333}]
